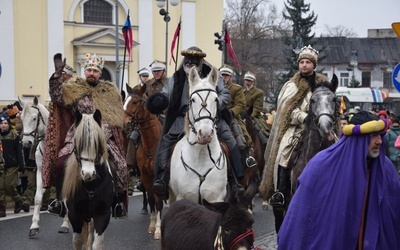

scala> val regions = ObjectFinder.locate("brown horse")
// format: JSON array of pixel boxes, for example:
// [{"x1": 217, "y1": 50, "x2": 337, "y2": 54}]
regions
[
  {"x1": 241, "y1": 110, "x2": 267, "y2": 209},
  {"x1": 123, "y1": 84, "x2": 163, "y2": 239}
]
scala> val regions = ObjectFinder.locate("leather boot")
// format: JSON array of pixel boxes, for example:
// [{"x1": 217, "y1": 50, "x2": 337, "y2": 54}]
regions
[
  {"x1": 22, "y1": 203, "x2": 30, "y2": 212},
  {"x1": 0, "y1": 204, "x2": 6, "y2": 217},
  {"x1": 14, "y1": 200, "x2": 23, "y2": 214}
]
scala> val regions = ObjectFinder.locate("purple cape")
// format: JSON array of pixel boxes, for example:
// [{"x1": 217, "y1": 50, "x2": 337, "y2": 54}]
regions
[{"x1": 278, "y1": 134, "x2": 400, "y2": 249}]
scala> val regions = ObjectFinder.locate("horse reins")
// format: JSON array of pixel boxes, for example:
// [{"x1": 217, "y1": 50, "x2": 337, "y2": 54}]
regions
[
  {"x1": 187, "y1": 88, "x2": 219, "y2": 136},
  {"x1": 22, "y1": 105, "x2": 46, "y2": 143},
  {"x1": 214, "y1": 227, "x2": 258, "y2": 250}
]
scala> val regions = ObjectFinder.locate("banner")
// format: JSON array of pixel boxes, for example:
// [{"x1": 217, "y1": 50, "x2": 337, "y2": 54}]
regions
[
  {"x1": 170, "y1": 20, "x2": 181, "y2": 64},
  {"x1": 122, "y1": 15, "x2": 133, "y2": 61},
  {"x1": 224, "y1": 27, "x2": 242, "y2": 69}
]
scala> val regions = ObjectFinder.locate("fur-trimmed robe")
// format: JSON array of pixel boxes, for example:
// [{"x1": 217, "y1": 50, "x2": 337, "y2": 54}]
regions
[
  {"x1": 42, "y1": 75, "x2": 127, "y2": 195},
  {"x1": 259, "y1": 72, "x2": 328, "y2": 200}
]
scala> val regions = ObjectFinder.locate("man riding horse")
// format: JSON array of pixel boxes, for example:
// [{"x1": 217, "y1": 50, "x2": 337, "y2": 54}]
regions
[
  {"x1": 147, "y1": 46, "x2": 248, "y2": 199},
  {"x1": 260, "y1": 45, "x2": 328, "y2": 220}
]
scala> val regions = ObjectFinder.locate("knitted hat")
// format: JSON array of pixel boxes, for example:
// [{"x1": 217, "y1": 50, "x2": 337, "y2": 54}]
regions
[
  {"x1": 297, "y1": 45, "x2": 319, "y2": 68},
  {"x1": 244, "y1": 71, "x2": 256, "y2": 81},
  {"x1": 137, "y1": 67, "x2": 150, "y2": 76},
  {"x1": 149, "y1": 60, "x2": 166, "y2": 71},
  {"x1": 63, "y1": 64, "x2": 76, "y2": 75},
  {"x1": 219, "y1": 64, "x2": 234, "y2": 76},
  {"x1": 84, "y1": 53, "x2": 104, "y2": 72},
  {"x1": 0, "y1": 115, "x2": 10, "y2": 124},
  {"x1": 181, "y1": 46, "x2": 207, "y2": 58}
]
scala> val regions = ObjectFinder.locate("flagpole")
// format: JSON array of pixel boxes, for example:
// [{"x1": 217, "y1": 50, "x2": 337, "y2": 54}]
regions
[
  {"x1": 115, "y1": 1, "x2": 120, "y2": 90},
  {"x1": 121, "y1": 11, "x2": 129, "y2": 90},
  {"x1": 174, "y1": 17, "x2": 181, "y2": 72}
]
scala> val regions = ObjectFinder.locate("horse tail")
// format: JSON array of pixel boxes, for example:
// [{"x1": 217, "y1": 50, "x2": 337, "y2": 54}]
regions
[{"x1": 61, "y1": 153, "x2": 81, "y2": 200}]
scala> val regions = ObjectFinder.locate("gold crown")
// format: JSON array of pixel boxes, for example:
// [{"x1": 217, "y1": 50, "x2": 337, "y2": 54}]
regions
[
  {"x1": 297, "y1": 45, "x2": 319, "y2": 66},
  {"x1": 84, "y1": 53, "x2": 105, "y2": 72}
]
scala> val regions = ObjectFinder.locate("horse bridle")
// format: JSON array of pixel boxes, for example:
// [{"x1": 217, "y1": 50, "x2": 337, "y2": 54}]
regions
[
  {"x1": 309, "y1": 87, "x2": 338, "y2": 129},
  {"x1": 22, "y1": 105, "x2": 46, "y2": 143},
  {"x1": 73, "y1": 145, "x2": 103, "y2": 168},
  {"x1": 187, "y1": 88, "x2": 219, "y2": 135},
  {"x1": 214, "y1": 227, "x2": 257, "y2": 250}
]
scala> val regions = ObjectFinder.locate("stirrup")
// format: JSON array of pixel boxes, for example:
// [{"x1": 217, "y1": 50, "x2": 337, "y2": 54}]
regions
[
  {"x1": 113, "y1": 202, "x2": 127, "y2": 219},
  {"x1": 268, "y1": 192, "x2": 285, "y2": 207},
  {"x1": 246, "y1": 156, "x2": 257, "y2": 168}
]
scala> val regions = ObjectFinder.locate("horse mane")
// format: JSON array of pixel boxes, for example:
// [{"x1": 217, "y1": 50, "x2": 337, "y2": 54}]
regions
[
  {"x1": 62, "y1": 114, "x2": 108, "y2": 199},
  {"x1": 289, "y1": 82, "x2": 339, "y2": 190}
]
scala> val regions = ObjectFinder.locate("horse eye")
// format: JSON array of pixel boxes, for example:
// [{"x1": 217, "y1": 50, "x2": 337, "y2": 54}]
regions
[
  {"x1": 332, "y1": 97, "x2": 337, "y2": 103},
  {"x1": 310, "y1": 98, "x2": 315, "y2": 104}
]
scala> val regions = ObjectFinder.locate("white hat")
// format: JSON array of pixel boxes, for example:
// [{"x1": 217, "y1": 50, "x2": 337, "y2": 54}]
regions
[
  {"x1": 219, "y1": 65, "x2": 234, "y2": 76},
  {"x1": 244, "y1": 71, "x2": 256, "y2": 81},
  {"x1": 137, "y1": 67, "x2": 150, "y2": 77},
  {"x1": 149, "y1": 60, "x2": 166, "y2": 71},
  {"x1": 354, "y1": 106, "x2": 361, "y2": 111}
]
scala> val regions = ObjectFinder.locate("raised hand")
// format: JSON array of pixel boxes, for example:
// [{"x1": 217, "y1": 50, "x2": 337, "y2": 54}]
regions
[{"x1": 53, "y1": 53, "x2": 66, "y2": 75}]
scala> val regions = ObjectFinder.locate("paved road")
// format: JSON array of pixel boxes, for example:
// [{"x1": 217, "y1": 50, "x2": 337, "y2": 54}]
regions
[{"x1": 0, "y1": 193, "x2": 277, "y2": 249}]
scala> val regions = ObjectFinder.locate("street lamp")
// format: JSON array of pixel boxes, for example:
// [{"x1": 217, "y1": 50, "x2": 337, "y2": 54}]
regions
[
  {"x1": 156, "y1": 0, "x2": 179, "y2": 74},
  {"x1": 349, "y1": 50, "x2": 358, "y2": 87}
]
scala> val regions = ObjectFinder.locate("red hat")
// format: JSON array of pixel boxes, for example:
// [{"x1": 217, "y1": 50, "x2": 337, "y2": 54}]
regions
[{"x1": 377, "y1": 110, "x2": 388, "y2": 118}]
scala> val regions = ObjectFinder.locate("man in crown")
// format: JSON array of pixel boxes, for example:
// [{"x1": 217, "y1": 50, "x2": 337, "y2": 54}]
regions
[
  {"x1": 43, "y1": 53, "x2": 128, "y2": 218},
  {"x1": 259, "y1": 45, "x2": 328, "y2": 232}
]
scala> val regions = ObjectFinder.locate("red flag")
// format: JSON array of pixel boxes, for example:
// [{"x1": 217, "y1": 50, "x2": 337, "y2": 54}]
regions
[
  {"x1": 170, "y1": 20, "x2": 181, "y2": 65},
  {"x1": 224, "y1": 27, "x2": 242, "y2": 69},
  {"x1": 122, "y1": 15, "x2": 133, "y2": 61}
]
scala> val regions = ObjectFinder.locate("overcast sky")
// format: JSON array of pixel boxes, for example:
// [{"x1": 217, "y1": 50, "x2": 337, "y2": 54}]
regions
[{"x1": 272, "y1": 0, "x2": 399, "y2": 37}]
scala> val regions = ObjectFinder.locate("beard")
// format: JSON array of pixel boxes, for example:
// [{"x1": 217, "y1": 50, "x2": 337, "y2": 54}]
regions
[
  {"x1": 183, "y1": 63, "x2": 202, "y2": 75},
  {"x1": 86, "y1": 76, "x2": 98, "y2": 86},
  {"x1": 367, "y1": 149, "x2": 380, "y2": 158}
]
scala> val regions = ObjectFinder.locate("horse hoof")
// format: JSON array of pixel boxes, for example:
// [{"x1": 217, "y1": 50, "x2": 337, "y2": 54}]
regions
[
  {"x1": 29, "y1": 228, "x2": 39, "y2": 237},
  {"x1": 148, "y1": 227, "x2": 155, "y2": 234},
  {"x1": 154, "y1": 233, "x2": 161, "y2": 240},
  {"x1": 58, "y1": 227, "x2": 69, "y2": 234},
  {"x1": 140, "y1": 209, "x2": 148, "y2": 214}
]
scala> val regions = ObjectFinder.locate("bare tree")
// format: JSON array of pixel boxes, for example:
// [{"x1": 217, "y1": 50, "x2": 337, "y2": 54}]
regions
[
  {"x1": 224, "y1": 0, "x2": 289, "y2": 107},
  {"x1": 321, "y1": 25, "x2": 358, "y2": 37}
]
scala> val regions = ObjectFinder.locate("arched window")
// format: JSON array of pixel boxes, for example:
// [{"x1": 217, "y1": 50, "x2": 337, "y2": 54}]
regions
[{"x1": 84, "y1": 0, "x2": 112, "y2": 24}]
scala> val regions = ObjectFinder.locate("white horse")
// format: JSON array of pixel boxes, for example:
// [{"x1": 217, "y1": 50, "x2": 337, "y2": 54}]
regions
[
  {"x1": 169, "y1": 67, "x2": 228, "y2": 205},
  {"x1": 19, "y1": 96, "x2": 69, "y2": 237}
]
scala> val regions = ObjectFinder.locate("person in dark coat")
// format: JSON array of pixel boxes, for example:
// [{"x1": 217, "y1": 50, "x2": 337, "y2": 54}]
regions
[{"x1": 147, "y1": 46, "x2": 246, "y2": 199}]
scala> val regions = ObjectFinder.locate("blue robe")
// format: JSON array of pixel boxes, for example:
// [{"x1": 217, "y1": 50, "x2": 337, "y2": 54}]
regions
[{"x1": 278, "y1": 134, "x2": 400, "y2": 249}]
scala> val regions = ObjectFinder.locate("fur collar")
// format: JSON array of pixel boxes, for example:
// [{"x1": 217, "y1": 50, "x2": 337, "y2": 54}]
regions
[{"x1": 63, "y1": 77, "x2": 124, "y2": 128}]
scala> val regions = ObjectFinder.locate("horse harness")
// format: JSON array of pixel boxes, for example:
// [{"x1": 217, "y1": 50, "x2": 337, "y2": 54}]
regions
[
  {"x1": 214, "y1": 226, "x2": 259, "y2": 250},
  {"x1": 187, "y1": 88, "x2": 219, "y2": 136},
  {"x1": 73, "y1": 147, "x2": 114, "y2": 222},
  {"x1": 126, "y1": 96, "x2": 158, "y2": 160},
  {"x1": 22, "y1": 105, "x2": 47, "y2": 159}
]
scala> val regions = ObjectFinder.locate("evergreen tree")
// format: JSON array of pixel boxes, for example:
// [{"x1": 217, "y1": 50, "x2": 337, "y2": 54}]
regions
[{"x1": 279, "y1": 0, "x2": 317, "y2": 89}]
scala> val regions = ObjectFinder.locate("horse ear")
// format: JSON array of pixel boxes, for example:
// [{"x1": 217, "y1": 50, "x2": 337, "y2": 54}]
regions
[
  {"x1": 93, "y1": 109, "x2": 102, "y2": 126},
  {"x1": 331, "y1": 74, "x2": 338, "y2": 92},
  {"x1": 189, "y1": 66, "x2": 200, "y2": 86},
  {"x1": 139, "y1": 84, "x2": 147, "y2": 96},
  {"x1": 33, "y1": 96, "x2": 39, "y2": 106},
  {"x1": 208, "y1": 67, "x2": 218, "y2": 86},
  {"x1": 126, "y1": 83, "x2": 134, "y2": 95},
  {"x1": 18, "y1": 96, "x2": 25, "y2": 107}
]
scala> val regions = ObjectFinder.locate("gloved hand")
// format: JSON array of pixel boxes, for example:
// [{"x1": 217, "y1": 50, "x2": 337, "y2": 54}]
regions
[
  {"x1": 53, "y1": 53, "x2": 66, "y2": 75},
  {"x1": 151, "y1": 95, "x2": 165, "y2": 107}
]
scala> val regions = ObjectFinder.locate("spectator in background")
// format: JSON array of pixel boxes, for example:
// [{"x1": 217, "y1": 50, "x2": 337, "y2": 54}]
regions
[
  {"x1": 378, "y1": 109, "x2": 392, "y2": 129},
  {"x1": 385, "y1": 117, "x2": 400, "y2": 176},
  {"x1": 339, "y1": 114, "x2": 349, "y2": 134},
  {"x1": 354, "y1": 106, "x2": 361, "y2": 113},
  {"x1": 0, "y1": 115, "x2": 25, "y2": 217}
]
